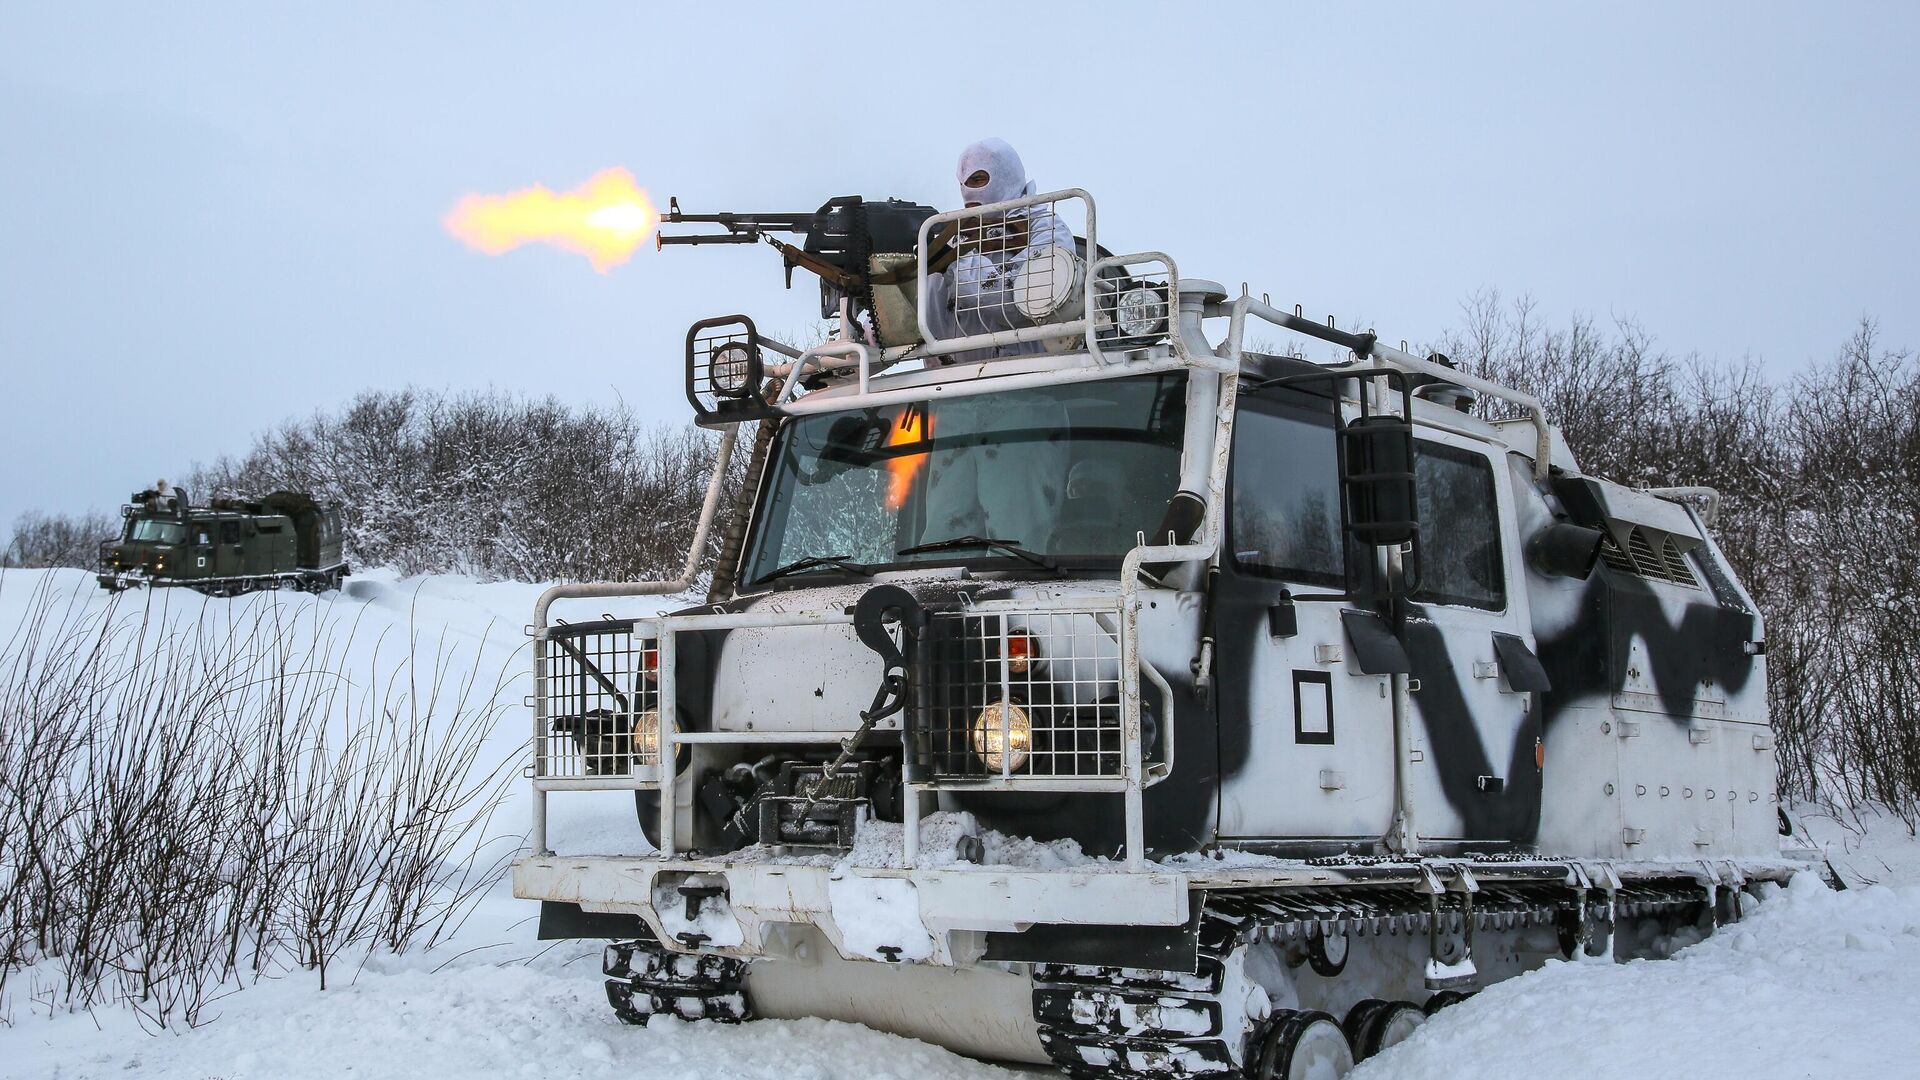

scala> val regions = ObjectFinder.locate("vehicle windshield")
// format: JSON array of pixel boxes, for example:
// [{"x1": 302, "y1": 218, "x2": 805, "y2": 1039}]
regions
[
  {"x1": 127, "y1": 519, "x2": 185, "y2": 544},
  {"x1": 743, "y1": 373, "x2": 1187, "y2": 584}
]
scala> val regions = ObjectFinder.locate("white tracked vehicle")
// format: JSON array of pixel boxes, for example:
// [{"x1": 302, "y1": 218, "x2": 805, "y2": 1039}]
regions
[{"x1": 516, "y1": 188, "x2": 1810, "y2": 1078}]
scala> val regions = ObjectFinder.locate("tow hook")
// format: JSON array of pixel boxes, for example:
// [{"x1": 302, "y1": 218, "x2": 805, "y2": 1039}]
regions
[
  {"x1": 680, "y1": 884, "x2": 725, "y2": 921},
  {"x1": 799, "y1": 585, "x2": 924, "y2": 820}
]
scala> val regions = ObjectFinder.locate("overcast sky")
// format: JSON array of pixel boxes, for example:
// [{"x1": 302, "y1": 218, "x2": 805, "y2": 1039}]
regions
[{"x1": 3, "y1": 2, "x2": 1916, "y2": 528}]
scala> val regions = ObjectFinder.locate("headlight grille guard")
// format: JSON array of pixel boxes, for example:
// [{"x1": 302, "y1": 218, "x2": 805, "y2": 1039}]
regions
[
  {"x1": 916, "y1": 605, "x2": 1172, "y2": 785},
  {"x1": 527, "y1": 594, "x2": 1175, "y2": 869}
]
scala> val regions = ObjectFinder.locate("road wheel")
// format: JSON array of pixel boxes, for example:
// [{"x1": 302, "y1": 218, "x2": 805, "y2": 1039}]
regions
[
  {"x1": 1342, "y1": 999, "x2": 1390, "y2": 1048},
  {"x1": 1306, "y1": 926, "x2": 1349, "y2": 977},
  {"x1": 1347, "y1": 1000, "x2": 1425, "y2": 1060},
  {"x1": 1252, "y1": 1010, "x2": 1352, "y2": 1080}
]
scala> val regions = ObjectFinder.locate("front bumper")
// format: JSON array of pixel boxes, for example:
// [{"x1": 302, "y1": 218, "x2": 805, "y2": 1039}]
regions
[
  {"x1": 98, "y1": 569, "x2": 151, "y2": 590},
  {"x1": 514, "y1": 855, "x2": 1189, "y2": 966}
]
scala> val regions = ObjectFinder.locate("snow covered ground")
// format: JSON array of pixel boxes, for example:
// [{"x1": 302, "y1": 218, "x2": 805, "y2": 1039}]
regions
[
  {"x1": 5, "y1": 569, "x2": 1920, "y2": 1079},
  {"x1": 1360, "y1": 867, "x2": 1920, "y2": 1078},
  {"x1": 7, "y1": 891, "x2": 1024, "y2": 1080}
]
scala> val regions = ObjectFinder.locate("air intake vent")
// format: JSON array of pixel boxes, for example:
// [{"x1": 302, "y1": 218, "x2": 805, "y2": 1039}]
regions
[{"x1": 1600, "y1": 528, "x2": 1698, "y2": 588}]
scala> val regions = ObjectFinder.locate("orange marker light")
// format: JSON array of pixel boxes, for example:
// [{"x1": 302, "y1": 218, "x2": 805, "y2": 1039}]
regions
[{"x1": 1006, "y1": 633, "x2": 1036, "y2": 675}]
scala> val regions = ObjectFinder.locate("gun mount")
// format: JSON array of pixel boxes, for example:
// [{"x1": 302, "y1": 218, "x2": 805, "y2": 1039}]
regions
[{"x1": 657, "y1": 195, "x2": 939, "y2": 320}]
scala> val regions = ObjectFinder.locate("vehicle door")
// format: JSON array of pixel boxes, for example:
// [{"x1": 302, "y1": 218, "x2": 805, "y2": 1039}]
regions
[
  {"x1": 189, "y1": 523, "x2": 217, "y2": 580},
  {"x1": 1401, "y1": 434, "x2": 1545, "y2": 847},
  {"x1": 255, "y1": 519, "x2": 292, "y2": 574},
  {"x1": 214, "y1": 519, "x2": 245, "y2": 578},
  {"x1": 1214, "y1": 391, "x2": 1398, "y2": 845}
]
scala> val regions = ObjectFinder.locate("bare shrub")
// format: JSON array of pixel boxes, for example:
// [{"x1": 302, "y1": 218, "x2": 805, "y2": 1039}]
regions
[
  {"x1": 189, "y1": 389, "x2": 740, "y2": 585},
  {"x1": 1774, "y1": 323, "x2": 1920, "y2": 826},
  {"x1": 0, "y1": 575, "x2": 522, "y2": 1027},
  {"x1": 3, "y1": 510, "x2": 118, "y2": 570}
]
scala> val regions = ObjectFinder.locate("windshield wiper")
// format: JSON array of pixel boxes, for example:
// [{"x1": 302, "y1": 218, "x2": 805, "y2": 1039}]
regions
[
  {"x1": 896, "y1": 535, "x2": 1060, "y2": 574},
  {"x1": 755, "y1": 553, "x2": 875, "y2": 586}
]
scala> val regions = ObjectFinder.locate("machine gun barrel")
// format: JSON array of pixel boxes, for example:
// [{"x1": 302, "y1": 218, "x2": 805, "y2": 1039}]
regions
[
  {"x1": 654, "y1": 233, "x2": 760, "y2": 247},
  {"x1": 654, "y1": 194, "x2": 940, "y2": 300},
  {"x1": 655, "y1": 197, "x2": 819, "y2": 240},
  {"x1": 654, "y1": 197, "x2": 855, "y2": 288}
]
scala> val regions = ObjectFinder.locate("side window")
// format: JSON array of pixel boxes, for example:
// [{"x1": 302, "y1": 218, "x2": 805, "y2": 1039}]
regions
[
  {"x1": 1230, "y1": 400, "x2": 1344, "y2": 588},
  {"x1": 220, "y1": 521, "x2": 242, "y2": 544},
  {"x1": 1413, "y1": 442, "x2": 1505, "y2": 610}
]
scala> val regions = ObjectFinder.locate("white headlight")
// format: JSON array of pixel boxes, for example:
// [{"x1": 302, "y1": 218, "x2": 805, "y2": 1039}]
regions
[
  {"x1": 634, "y1": 709, "x2": 660, "y2": 763},
  {"x1": 971, "y1": 700, "x2": 1031, "y2": 772},
  {"x1": 1116, "y1": 286, "x2": 1168, "y2": 339},
  {"x1": 1011, "y1": 246, "x2": 1082, "y2": 320},
  {"x1": 709, "y1": 342, "x2": 754, "y2": 396}
]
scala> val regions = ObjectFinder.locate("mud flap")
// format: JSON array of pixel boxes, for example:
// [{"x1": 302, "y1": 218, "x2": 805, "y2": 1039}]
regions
[
  {"x1": 538, "y1": 900, "x2": 652, "y2": 940},
  {"x1": 983, "y1": 906, "x2": 1203, "y2": 973}
]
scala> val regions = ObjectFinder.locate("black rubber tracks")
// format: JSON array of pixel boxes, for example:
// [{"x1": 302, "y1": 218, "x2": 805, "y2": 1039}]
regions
[
  {"x1": 1031, "y1": 908, "x2": 1248, "y2": 1077},
  {"x1": 604, "y1": 935, "x2": 752, "y2": 1025},
  {"x1": 598, "y1": 878, "x2": 1717, "y2": 1071},
  {"x1": 1029, "y1": 881, "x2": 1712, "y2": 1078}
]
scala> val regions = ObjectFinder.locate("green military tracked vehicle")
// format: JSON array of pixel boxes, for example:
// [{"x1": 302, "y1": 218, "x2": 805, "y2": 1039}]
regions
[{"x1": 98, "y1": 482, "x2": 349, "y2": 596}]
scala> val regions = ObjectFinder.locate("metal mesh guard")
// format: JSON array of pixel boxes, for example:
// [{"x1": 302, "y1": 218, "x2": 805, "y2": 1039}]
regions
[
  {"x1": 1091, "y1": 255, "x2": 1176, "y2": 357},
  {"x1": 685, "y1": 315, "x2": 763, "y2": 422},
  {"x1": 938, "y1": 195, "x2": 1087, "y2": 341},
  {"x1": 539, "y1": 620, "x2": 659, "y2": 780},
  {"x1": 924, "y1": 608, "x2": 1129, "y2": 781}
]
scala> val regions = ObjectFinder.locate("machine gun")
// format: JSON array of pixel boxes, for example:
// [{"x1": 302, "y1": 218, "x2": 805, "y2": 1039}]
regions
[{"x1": 656, "y1": 195, "x2": 940, "y2": 321}]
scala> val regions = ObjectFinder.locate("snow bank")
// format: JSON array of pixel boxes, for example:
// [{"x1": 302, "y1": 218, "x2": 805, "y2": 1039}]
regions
[
  {"x1": 1358, "y1": 869, "x2": 1920, "y2": 1079},
  {"x1": 0, "y1": 565, "x2": 545, "y2": 833},
  {"x1": 0, "y1": 565, "x2": 675, "y2": 857},
  {"x1": 5, "y1": 890, "x2": 1023, "y2": 1080},
  {"x1": 16, "y1": 866, "x2": 1920, "y2": 1080},
  {"x1": 1793, "y1": 804, "x2": 1920, "y2": 888}
]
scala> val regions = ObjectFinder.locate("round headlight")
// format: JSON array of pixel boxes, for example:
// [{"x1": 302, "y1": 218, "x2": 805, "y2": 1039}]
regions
[
  {"x1": 971, "y1": 700, "x2": 1031, "y2": 772},
  {"x1": 1116, "y1": 286, "x2": 1168, "y2": 339},
  {"x1": 709, "y1": 342, "x2": 755, "y2": 397},
  {"x1": 1011, "y1": 246, "x2": 1081, "y2": 320},
  {"x1": 633, "y1": 709, "x2": 660, "y2": 763}
]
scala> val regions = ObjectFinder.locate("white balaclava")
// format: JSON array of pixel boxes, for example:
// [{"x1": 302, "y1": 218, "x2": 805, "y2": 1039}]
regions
[{"x1": 957, "y1": 138, "x2": 1035, "y2": 207}]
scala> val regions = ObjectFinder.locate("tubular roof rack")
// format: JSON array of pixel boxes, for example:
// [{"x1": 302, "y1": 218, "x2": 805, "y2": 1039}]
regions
[{"x1": 678, "y1": 186, "x2": 1555, "y2": 479}]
